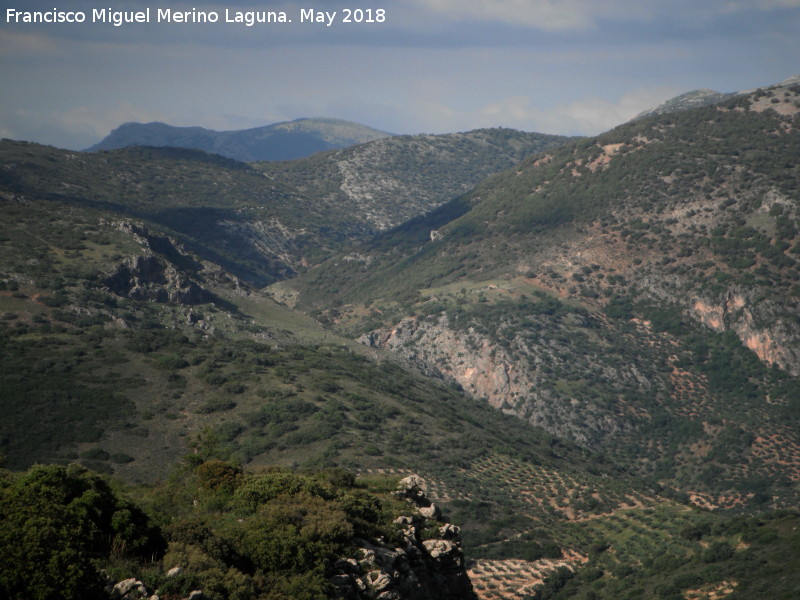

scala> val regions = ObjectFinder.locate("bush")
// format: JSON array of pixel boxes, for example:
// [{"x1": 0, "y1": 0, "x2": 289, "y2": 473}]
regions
[
  {"x1": 196, "y1": 398, "x2": 237, "y2": 414},
  {"x1": 0, "y1": 464, "x2": 164, "y2": 599},
  {"x1": 110, "y1": 452, "x2": 135, "y2": 464},
  {"x1": 236, "y1": 493, "x2": 352, "y2": 573},
  {"x1": 197, "y1": 460, "x2": 243, "y2": 495},
  {"x1": 154, "y1": 354, "x2": 189, "y2": 370},
  {"x1": 702, "y1": 541, "x2": 734, "y2": 563},
  {"x1": 81, "y1": 448, "x2": 110, "y2": 461},
  {"x1": 232, "y1": 471, "x2": 335, "y2": 513}
]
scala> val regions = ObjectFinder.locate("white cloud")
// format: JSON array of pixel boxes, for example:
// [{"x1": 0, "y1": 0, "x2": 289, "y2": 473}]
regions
[
  {"x1": 550, "y1": 87, "x2": 680, "y2": 133},
  {"x1": 406, "y1": 0, "x2": 652, "y2": 31},
  {"x1": 479, "y1": 95, "x2": 538, "y2": 123}
]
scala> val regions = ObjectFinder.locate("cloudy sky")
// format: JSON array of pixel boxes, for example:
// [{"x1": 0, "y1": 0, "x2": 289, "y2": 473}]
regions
[{"x1": 1, "y1": 0, "x2": 799, "y2": 149}]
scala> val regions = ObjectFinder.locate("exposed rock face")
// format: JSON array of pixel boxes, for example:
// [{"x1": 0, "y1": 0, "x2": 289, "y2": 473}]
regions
[
  {"x1": 104, "y1": 254, "x2": 212, "y2": 305},
  {"x1": 359, "y1": 315, "x2": 632, "y2": 447},
  {"x1": 689, "y1": 290, "x2": 800, "y2": 376},
  {"x1": 329, "y1": 475, "x2": 475, "y2": 600},
  {"x1": 360, "y1": 316, "x2": 516, "y2": 408},
  {"x1": 103, "y1": 222, "x2": 214, "y2": 305},
  {"x1": 635, "y1": 262, "x2": 800, "y2": 377},
  {"x1": 105, "y1": 576, "x2": 204, "y2": 600},
  {"x1": 394, "y1": 475, "x2": 442, "y2": 521},
  {"x1": 216, "y1": 216, "x2": 311, "y2": 279},
  {"x1": 634, "y1": 88, "x2": 734, "y2": 120}
]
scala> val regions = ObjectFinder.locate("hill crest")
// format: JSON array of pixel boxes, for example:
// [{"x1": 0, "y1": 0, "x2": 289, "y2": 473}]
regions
[
  {"x1": 86, "y1": 117, "x2": 392, "y2": 162},
  {"x1": 636, "y1": 73, "x2": 800, "y2": 119}
]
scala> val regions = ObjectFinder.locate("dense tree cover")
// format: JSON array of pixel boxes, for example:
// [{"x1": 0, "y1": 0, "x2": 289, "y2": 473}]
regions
[
  {"x1": 0, "y1": 464, "x2": 164, "y2": 600},
  {"x1": 0, "y1": 461, "x2": 409, "y2": 600}
]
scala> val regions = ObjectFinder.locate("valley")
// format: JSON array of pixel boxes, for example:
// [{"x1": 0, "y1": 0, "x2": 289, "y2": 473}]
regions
[{"x1": 1, "y1": 78, "x2": 799, "y2": 600}]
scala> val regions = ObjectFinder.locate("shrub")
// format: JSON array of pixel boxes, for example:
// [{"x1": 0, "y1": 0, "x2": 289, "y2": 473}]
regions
[
  {"x1": 196, "y1": 398, "x2": 237, "y2": 414},
  {"x1": 0, "y1": 464, "x2": 164, "y2": 599},
  {"x1": 232, "y1": 471, "x2": 335, "y2": 513},
  {"x1": 197, "y1": 460, "x2": 243, "y2": 495}
]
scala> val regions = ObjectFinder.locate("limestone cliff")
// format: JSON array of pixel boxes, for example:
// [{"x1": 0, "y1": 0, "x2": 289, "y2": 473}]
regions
[
  {"x1": 359, "y1": 313, "x2": 638, "y2": 447},
  {"x1": 689, "y1": 291, "x2": 800, "y2": 376}
]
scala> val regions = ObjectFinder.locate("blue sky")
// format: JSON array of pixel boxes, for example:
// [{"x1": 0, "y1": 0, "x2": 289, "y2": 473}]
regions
[{"x1": 1, "y1": 0, "x2": 799, "y2": 149}]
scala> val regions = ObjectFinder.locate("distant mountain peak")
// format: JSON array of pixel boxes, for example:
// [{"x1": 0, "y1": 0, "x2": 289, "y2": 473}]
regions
[
  {"x1": 635, "y1": 88, "x2": 734, "y2": 119},
  {"x1": 777, "y1": 73, "x2": 800, "y2": 87},
  {"x1": 86, "y1": 118, "x2": 392, "y2": 162},
  {"x1": 636, "y1": 74, "x2": 800, "y2": 121}
]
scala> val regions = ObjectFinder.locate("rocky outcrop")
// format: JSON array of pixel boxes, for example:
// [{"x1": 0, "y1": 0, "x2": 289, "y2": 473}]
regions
[
  {"x1": 394, "y1": 475, "x2": 442, "y2": 521},
  {"x1": 328, "y1": 475, "x2": 475, "y2": 600},
  {"x1": 217, "y1": 217, "x2": 308, "y2": 277},
  {"x1": 105, "y1": 576, "x2": 204, "y2": 600},
  {"x1": 103, "y1": 221, "x2": 214, "y2": 305},
  {"x1": 637, "y1": 266, "x2": 800, "y2": 376},
  {"x1": 359, "y1": 314, "x2": 633, "y2": 447},
  {"x1": 689, "y1": 290, "x2": 800, "y2": 376},
  {"x1": 360, "y1": 316, "x2": 521, "y2": 411},
  {"x1": 106, "y1": 578, "x2": 157, "y2": 600},
  {"x1": 108, "y1": 477, "x2": 476, "y2": 600},
  {"x1": 104, "y1": 254, "x2": 212, "y2": 305}
]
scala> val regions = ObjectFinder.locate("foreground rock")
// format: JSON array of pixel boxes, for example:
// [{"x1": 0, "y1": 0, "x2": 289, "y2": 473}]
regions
[{"x1": 328, "y1": 475, "x2": 475, "y2": 599}]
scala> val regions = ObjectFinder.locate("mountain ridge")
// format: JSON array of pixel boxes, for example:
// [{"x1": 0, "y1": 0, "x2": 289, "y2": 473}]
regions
[
  {"x1": 635, "y1": 73, "x2": 800, "y2": 120},
  {"x1": 255, "y1": 128, "x2": 572, "y2": 232},
  {"x1": 86, "y1": 117, "x2": 392, "y2": 162},
  {"x1": 2, "y1": 127, "x2": 570, "y2": 288}
]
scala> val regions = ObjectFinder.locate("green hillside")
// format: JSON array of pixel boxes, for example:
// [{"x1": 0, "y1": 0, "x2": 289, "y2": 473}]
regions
[
  {"x1": 284, "y1": 82, "x2": 800, "y2": 514},
  {"x1": 1, "y1": 80, "x2": 799, "y2": 599},
  {"x1": 3, "y1": 157, "x2": 782, "y2": 600},
  {"x1": 255, "y1": 128, "x2": 570, "y2": 232}
]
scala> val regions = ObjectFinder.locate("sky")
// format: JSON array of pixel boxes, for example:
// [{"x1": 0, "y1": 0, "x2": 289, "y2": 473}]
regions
[{"x1": 1, "y1": 0, "x2": 799, "y2": 150}]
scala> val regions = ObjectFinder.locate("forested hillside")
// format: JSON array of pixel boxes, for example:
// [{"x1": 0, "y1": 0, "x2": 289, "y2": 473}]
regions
[
  {"x1": 255, "y1": 129, "x2": 569, "y2": 231},
  {"x1": 1, "y1": 79, "x2": 799, "y2": 600},
  {"x1": 284, "y1": 81, "x2": 800, "y2": 514}
]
